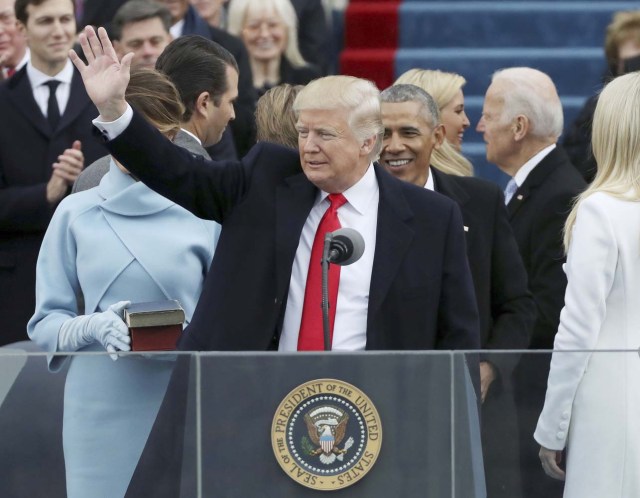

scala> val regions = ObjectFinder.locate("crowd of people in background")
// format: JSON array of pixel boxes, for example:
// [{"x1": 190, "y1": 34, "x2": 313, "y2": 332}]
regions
[{"x1": 1, "y1": 1, "x2": 640, "y2": 497}]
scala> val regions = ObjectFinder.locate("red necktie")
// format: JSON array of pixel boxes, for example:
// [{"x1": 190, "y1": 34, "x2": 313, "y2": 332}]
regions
[
  {"x1": 297, "y1": 193, "x2": 347, "y2": 351},
  {"x1": 6, "y1": 67, "x2": 16, "y2": 78}
]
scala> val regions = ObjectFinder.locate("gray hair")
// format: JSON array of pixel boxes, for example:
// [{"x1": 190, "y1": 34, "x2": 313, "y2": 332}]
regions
[
  {"x1": 492, "y1": 67, "x2": 563, "y2": 140},
  {"x1": 380, "y1": 84, "x2": 440, "y2": 128}
]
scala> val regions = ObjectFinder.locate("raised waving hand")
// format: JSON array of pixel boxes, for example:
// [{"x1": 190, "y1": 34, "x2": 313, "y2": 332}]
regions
[{"x1": 69, "y1": 26, "x2": 133, "y2": 121}]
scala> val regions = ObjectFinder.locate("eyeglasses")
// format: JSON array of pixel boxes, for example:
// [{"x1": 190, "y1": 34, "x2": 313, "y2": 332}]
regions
[{"x1": 243, "y1": 20, "x2": 284, "y2": 35}]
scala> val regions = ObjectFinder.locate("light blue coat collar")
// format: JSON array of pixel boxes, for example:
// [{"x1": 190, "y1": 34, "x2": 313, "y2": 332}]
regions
[{"x1": 97, "y1": 160, "x2": 175, "y2": 216}]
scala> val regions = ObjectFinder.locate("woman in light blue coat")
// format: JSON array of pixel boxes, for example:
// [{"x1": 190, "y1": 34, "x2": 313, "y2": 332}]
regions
[{"x1": 28, "y1": 69, "x2": 219, "y2": 498}]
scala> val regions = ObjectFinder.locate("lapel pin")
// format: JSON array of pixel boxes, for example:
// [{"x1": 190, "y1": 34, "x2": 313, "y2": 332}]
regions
[
  {"x1": 464, "y1": 226, "x2": 469, "y2": 232},
  {"x1": 517, "y1": 194, "x2": 523, "y2": 200}
]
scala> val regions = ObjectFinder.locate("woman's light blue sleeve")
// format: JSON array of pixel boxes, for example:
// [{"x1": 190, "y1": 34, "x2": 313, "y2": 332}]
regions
[{"x1": 27, "y1": 201, "x2": 82, "y2": 370}]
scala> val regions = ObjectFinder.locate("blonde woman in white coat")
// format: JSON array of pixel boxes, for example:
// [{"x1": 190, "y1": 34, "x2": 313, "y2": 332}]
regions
[{"x1": 534, "y1": 71, "x2": 640, "y2": 497}]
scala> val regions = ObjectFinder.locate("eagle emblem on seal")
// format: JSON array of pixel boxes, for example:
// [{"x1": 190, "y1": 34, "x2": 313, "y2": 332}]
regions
[{"x1": 303, "y1": 405, "x2": 354, "y2": 464}]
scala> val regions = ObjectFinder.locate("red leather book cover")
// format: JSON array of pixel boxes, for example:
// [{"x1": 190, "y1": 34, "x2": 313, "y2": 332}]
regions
[{"x1": 130, "y1": 324, "x2": 182, "y2": 351}]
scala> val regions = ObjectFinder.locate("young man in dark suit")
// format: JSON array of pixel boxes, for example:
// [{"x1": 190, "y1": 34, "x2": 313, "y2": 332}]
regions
[
  {"x1": 379, "y1": 83, "x2": 536, "y2": 498},
  {"x1": 476, "y1": 67, "x2": 587, "y2": 498},
  {"x1": 0, "y1": 0, "x2": 105, "y2": 345},
  {"x1": 73, "y1": 35, "x2": 239, "y2": 192},
  {"x1": 71, "y1": 26, "x2": 480, "y2": 354},
  {"x1": 158, "y1": 0, "x2": 255, "y2": 157}
]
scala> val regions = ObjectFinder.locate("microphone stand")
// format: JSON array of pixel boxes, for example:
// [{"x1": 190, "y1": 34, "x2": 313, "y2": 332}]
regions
[{"x1": 321, "y1": 233, "x2": 334, "y2": 351}]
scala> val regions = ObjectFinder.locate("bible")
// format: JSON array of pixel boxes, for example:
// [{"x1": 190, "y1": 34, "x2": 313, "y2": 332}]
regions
[{"x1": 124, "y1": 300, "x2": 185, "y2": 351}]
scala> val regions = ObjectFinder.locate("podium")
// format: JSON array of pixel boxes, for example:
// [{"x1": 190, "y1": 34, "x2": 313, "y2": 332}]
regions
[{"x1": 130, "y1": 352, "x2": 486, "y2": 497}]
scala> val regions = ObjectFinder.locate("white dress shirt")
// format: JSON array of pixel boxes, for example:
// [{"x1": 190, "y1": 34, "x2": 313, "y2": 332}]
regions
[
  {"x1": 512, "y1": 143, "x2": 556, "y2": 188},
  {"x1": 423, "y1": 167, "x2": 435, "y2": 191},
  {"x1": 170, "y1": 19, "x2": 185, "y2": 39},
  {"x1": 278, "y1": 164, "x2": 379, "y2": 352},
  {"x1": 26, "y1": 58, "x2": 73, "y2": 118}
]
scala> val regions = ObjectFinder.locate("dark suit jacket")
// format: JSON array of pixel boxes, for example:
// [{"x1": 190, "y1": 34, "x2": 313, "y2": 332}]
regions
[
  {"x1": 104, "y1": 111, "x2": 480, "y2": 352},
  {"x1": 73, "y1": 129, "x2": 211, "y2": 193},
  {"x1": 433, "y1": 168, "x2": 536, "y2": 498},
  {"x1": 291, "y1": 0, "x2": 330, "y2": 74},
  {"x1": 562, "y1": 93, "x2": 598, "y2": 183},
  {"x1": 0, "y1": 66, "x2": 106, "y2": 345},
  {"x1": 432, "y1": 169, "x2": 535, "y2": 375},
  {"x1": 509, "y1": 146, "x2": 584, "y2": 498},
  {"x1": 506, "y1": 146, "x2": 585, "y2": 350},
  {"x1": 181, "y1": 5, "x2": 257, "y2": 157},
  {"x1": 80, "y1": 0, "x2": 126, "y2": 32},
  {"x1": 256, "y1": 56, "x2": 322, "y2": 98}
]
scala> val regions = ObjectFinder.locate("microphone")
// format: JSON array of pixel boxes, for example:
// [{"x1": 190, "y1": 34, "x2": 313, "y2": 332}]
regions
[{"x1": 327, "y1": 228, "x2": 365, "y2": 266}]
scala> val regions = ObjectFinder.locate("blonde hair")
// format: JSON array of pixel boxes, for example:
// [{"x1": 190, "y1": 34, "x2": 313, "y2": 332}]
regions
[
  {"x1": 395, "y1": 69, "x2": 473, "y2": 176},
  {"x1": 294, "y1": 75, "x2": 383, "y2": 162},
  {"x1": 227, "y1": 0, "x2": 307, "y2": 67},
  {"x1": 255, "y1": 83, "x2": 302, "y2": 148},
  {"x1": 604, "y1": 10, "x2": 640, "y2": 71},
  {"x1": 564, "y1": 71, "x2": 640, "y2": 250}
]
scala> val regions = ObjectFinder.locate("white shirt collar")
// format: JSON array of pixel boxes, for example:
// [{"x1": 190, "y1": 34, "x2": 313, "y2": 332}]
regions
[
  {"x1": 26, "y1": 58, "x2": 73, "y2": 90},
  {"x1": 170, "y1": 19, "x2": 185, "y2": 39},
  {"x1": 423, "y1": 167, "x2": 435, "y2": 191},
  {"x1": 179, "y1": 127, "x2": 202, "y2": 145},
  {"x1": 513, "y1": 143, "x2": 556, "y2": 187},
  {"x1": 317, "y1": 163, "x2": 378, "y2": 215},
  {"x1": 14, "y1": 48, "x2": 30, "y2": 71}
]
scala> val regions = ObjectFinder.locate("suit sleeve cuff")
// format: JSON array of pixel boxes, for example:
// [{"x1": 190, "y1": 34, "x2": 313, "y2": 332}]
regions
[{"x1": 92, "y1": 104, "x2": 133, "y2": 140}]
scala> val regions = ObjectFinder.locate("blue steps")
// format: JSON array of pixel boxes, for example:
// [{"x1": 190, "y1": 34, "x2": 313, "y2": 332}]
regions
[
  {"x1": 395, "y1": 47, "x2": 607, "y2": 96},
  {"x1": 399, "y1": 3, "x2": 638, "y2": 48},
  {"x1": 392, "y1": 0, "x2": 629, "y2": 182}
]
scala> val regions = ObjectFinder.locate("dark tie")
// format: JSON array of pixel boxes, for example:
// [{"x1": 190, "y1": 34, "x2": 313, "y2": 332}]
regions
[
  {"x1": 297, "y1": 193, "x2": 347, "y2": 351},
  {"x1": 45, "y1": 80, "x2": 61, "y2": 131}
]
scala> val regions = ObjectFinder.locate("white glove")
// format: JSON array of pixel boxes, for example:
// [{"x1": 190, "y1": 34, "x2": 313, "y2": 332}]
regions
[{"x1": 58, "y1": 301, "x2": 132, "y2": 360}]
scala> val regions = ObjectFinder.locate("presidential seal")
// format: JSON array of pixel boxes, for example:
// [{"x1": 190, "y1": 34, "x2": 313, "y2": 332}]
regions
[{"x1": 271, "y1": 379, "x2": 382, "y2": 491}]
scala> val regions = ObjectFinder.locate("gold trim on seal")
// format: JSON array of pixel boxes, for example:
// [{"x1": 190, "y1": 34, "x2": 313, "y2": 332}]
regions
[{"x1": 271, "y1": 378, "x2": 382, "y2": 491}]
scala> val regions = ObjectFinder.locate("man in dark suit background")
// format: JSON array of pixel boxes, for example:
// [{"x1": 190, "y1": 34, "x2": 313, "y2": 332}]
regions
[
  {"x1": 109, "y1": 0, "x2": 237, "y2": 160},
  {"x1": 158, "y1": 0, "x2": 255, "y2": 157},
  {"x1": 290, "y1": 0, "x2": 330, "y2": 74},
  {"x1": 74, "y1": 34, "x2": 238, "y2": 192},
  {"x1": 0, "y1": 0, "x2": 29, "y2": 80},
  {"x1": 379, "y1": 83, "x2": 536, "y2": 498},
  {"x1": 0, "y1": 0, "x2": 105, "y2": 345},
  {"x1": 476, "y1": 67, "x2": 586, "y2": 498},
  {"x1": 110, "y1": 0, "x2": 172, "y2": 70},
  {"x1": 71, "y1": 26, "x2": 480, "y2": 354}
]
